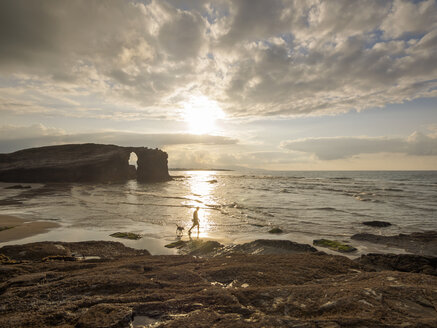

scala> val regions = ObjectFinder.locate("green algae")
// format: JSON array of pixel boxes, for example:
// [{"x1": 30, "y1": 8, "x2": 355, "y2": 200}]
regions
[
  {"x1": 165, "y1": 240, "x2": 186, "y2": 249},
  {"x1": 110, "y1": 232, "x2": 142, "y2": 240},
  {"x1": 313, "y1": 239, "x2": 357, "y2": 253}
]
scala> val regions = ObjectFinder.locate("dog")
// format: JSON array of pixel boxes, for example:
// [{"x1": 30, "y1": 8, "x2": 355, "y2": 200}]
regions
[{"x1": 175, "y1": 224, "x2": 185, "y2": 237}]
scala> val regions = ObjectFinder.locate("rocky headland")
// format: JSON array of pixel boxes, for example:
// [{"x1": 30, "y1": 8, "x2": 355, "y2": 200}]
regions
[
  {"x1": 0, "y1": 143, "x2": 171, "y2": 183},
  {"x1": 1, "y1": 239, "x2": 436, "y2": 328}
]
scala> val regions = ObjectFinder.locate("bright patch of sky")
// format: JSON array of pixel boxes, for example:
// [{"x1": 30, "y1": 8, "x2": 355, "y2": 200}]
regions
[{"x1": 0, "y1": 0, "x2": 436, "y2": 170}]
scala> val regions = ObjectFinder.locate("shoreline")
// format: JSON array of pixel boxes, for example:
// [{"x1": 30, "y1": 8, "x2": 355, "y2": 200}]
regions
[
  {"x1": 0, "y1": 213, "x2": 435, "y2": 257},
  {"x1": 0, "y1": 214, "x2": 59, "y2": 243}
]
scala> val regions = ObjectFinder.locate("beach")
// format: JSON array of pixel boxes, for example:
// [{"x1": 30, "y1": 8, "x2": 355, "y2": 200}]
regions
[
  {"x1": 2, "y1": 0, "x2": 437, "y2": 326},
  {"x1": 0, "y1": 220, "x2": 436, "y2": 327},
  {"x1": 0, "y1": 214, "x2": 59, "y2": 243},
  {"x1": 1, "y1": 172, "x2": 437, "y2": 327},
  {"x1": 1, "y1": 171, "x2": 436, "y2": 256}
]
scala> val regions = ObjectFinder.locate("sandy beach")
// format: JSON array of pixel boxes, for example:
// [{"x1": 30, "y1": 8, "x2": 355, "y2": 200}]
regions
[{"x1": 0, "y1": 214, "x2": 59, "y2": 243}]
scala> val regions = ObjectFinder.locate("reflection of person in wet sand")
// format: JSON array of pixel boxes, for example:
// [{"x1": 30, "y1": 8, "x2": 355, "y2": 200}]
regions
[{"x1": 188, "y1": 207, "x2": 200, "y2": 236}]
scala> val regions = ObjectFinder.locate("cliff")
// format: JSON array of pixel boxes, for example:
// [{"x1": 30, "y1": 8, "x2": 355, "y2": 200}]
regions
[{"x1": 0, "y1": 143, "x2": 171, "y2": 183}]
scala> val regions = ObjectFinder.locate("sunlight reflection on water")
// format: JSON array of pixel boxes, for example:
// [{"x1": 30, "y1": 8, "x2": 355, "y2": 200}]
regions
[
  {"x1": 184, "y1": 171, "x2": 218, "y2": 238},
  {"x1": 125, "y1": 180, "x2": 139, "y2": 215}
]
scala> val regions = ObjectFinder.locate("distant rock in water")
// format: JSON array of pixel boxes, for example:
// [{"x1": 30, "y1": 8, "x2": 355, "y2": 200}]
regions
[
  {"x1": 0, "y1": 143, "x2": 171, "y2": 183},
  {"x1": 362, "y1": 221, "x2": 392, "y2": 227},
  {"x1": 268, "y1": 227, "x2": 283, "y2": 234},
  {"x1": 4, "y1": 184, "x2": 31, "y2": 189}
]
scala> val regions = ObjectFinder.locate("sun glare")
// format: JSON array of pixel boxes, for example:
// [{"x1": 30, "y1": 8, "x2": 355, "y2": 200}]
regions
[
  {"x1": 182, "y1": 95, "x2": 225, "y2": 135},
  {"x1": 184, "y1": 171, "x2": 217, "y2": 238}
]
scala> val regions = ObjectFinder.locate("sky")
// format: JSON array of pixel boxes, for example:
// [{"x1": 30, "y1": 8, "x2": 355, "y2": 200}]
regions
[{"x1": 0, "y1": 0, "x2": 436, "y2": 170}]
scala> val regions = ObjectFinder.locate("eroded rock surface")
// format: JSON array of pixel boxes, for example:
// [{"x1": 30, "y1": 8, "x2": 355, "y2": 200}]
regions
[
  {"x1": 0, "y1": 241, "x2": 436, "y2": 327},
  {"x1": 0, "y1": 246, "x2": 436, "y2": 327},
  {"x1": 358, "y1": 253, "x2": 437, "y2": 276},
  {"x1": 0, "y1": 241, "x2": 150, "y2": 261},
  {"x1": 166, "y1": 239, "x2": 317, "y2": 256},
  {"x1": 0, "y1": 143, "x2": 171, "y2": 183},
  {"x1": 352, "y1": 231, "x2": 437, "y2": 257},
  {"x1": 219, "y1": 239, "x2": 317, "y2": 255}
]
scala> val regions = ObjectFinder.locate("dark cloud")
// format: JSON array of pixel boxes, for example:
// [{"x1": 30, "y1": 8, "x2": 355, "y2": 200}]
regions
[
  {"x1": 0, "y1": 125, "x2": 237, "y2": 153},
  {"x1": 281, "y1": 132, "x2": 437, "y2": 160},
  {"x1": 159, "y1": 10, "x2": 206, "y2": 60},
  {"x1": 219, "y1": 0, "x2": 290, "y2": 47},
  {"x1": 0, "y1": 0, "x2": 436, "y2": 118}
]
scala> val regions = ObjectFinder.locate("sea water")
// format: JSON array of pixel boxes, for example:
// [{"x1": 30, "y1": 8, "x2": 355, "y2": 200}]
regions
[{"x1": 1, "y1": 170, "x2": 436, "y2": 254}]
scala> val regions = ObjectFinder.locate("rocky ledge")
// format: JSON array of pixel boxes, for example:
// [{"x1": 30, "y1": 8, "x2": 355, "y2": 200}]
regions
[
  {"x1": 1, "y1": 240, "x2": 436, "y2": 328},
  {"x1": 0, "y1": 143, "x2": 171, "y2": 183},
  {"x1": 352, "y1": 231, "x2": 437, "y2": 257}
]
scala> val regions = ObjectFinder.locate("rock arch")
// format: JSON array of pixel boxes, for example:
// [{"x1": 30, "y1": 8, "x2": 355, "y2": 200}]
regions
[{"x1": 0, "y1": 144, "x2": 171, "y2": 183}]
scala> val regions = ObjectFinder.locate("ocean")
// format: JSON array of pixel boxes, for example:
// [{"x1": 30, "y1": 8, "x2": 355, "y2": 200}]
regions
[{"x1": 1, "y1": 170, "x2": 436, "y2": 255}]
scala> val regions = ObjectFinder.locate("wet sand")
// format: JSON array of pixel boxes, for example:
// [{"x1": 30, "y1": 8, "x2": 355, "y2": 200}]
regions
[{"x1": 0, "y1": 214, "x2": 59, "y2": 243}]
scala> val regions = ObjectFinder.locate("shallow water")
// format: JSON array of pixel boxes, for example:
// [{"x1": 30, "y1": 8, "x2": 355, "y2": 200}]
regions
[{"x1": 1, "y1": 170, "x2": 436, "y2": 255}]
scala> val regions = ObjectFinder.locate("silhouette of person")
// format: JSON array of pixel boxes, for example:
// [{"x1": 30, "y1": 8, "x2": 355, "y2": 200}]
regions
[{"x1": 188, "y1": 207, "x2": 200, "y2": 236}]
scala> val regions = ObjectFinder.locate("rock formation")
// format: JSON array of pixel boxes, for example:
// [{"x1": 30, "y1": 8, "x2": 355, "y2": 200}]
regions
[
  {"x1": 362, "y1": 220, "x2": 392, "y2": 227},
  {"x1": 352, "y1": 231, "x2": 437, "y2": 257},
  {"x1": 1, "y1": 241, "x2": 437, "y2": 327},
  {"x1": 357, "y1": 253, "x2": 437, "y2": 276},
  {"x1": 0, "y1": 143, "x2": 171, "y2": 183}
]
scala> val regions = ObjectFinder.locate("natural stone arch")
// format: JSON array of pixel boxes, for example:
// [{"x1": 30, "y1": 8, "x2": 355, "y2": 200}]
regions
[{"x1": 0, "y1": 144, "x2": 171, "y2": 183}]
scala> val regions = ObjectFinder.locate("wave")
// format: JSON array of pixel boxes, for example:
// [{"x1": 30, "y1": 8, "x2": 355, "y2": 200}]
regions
[{"x1": 330, "y1": 177, "x2": 353, "y2": 180}]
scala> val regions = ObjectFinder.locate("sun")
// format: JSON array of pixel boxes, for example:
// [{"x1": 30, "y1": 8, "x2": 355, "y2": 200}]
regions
[{"x1": 182, "y1": 95, "x2": 225, "y2": 135}]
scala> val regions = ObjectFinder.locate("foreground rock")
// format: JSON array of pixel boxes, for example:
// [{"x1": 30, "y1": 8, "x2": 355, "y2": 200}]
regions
[
  {"x1": 219, "y1": 239, "x2": 317, "y2": 255},
  {"x1": 0, "y1": 241, "x2": 150, "y2": 261},
  {"x1": 166, "y1": 239, "x2": 317, "y2": 256},
  {"x1": 352, "y1": 231, "x2": 437, "y2": 257},
  {"x1": 0, "y1": 241, "x2": 436, "y2": 327},
  {"x1": 0, "y1": 143, "x2": 171, "y2": 183},
  {"x1": 165, "y1": 239, "x2": 223, "y2": 256},
  {"x1": 358, "y1": 253, "x2": 437, "y2": 276}
]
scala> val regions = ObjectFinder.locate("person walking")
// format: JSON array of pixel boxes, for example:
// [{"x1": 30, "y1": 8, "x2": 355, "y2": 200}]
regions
[{"x1": 188, "y1": 207, "x2": 200, "y2": 236}]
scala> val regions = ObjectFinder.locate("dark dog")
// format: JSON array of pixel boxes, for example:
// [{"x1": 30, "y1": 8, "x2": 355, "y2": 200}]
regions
[{"x1": 175, "y1": 224, "x2": 185, "y2": 236}]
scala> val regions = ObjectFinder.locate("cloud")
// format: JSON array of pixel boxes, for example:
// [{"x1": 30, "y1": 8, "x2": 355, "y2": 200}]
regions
[
  {"x1": 281, "y1": 132, "x2": 437, "y2": 160},
  {"x1": 0, "y1": 0, "x2": 436, "y2": 119},
  {"x1": 381, "y1": 0, "x2": 437, "y2": 38},
  {"x1": 0, "y1": 124, "x2": 237, "y2": 153},
  {"x1": 168, "y1": 149, "x2": 217, "y2": 169}
]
